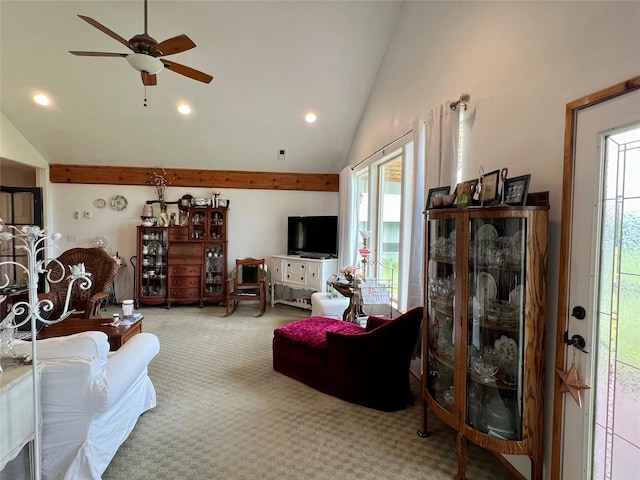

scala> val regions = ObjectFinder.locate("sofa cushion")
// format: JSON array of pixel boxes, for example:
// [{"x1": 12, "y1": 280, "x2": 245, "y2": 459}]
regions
[
  {"x1": 13, "y1": 331, "x2": 110, "y2": 369},
  {"x1": 274, "y1": 316, "x2": 364, "y2": 348}
]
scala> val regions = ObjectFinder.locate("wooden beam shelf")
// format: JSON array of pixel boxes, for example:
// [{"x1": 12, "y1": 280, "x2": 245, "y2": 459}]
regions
[{"x1": 49, "y1": 165, "x2": 339, "y2": 192}]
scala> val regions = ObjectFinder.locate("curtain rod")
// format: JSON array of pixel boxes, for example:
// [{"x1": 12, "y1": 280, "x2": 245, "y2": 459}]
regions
[
  {"x1": 351, "y1": 130, "x2": 412, "y2": 170},
  {"x1": 450, "y1": 93, "x2": 470, "y2": 111}
]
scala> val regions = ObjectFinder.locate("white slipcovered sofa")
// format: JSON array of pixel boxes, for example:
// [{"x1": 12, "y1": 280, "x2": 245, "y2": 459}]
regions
[{"x1": 2, "y1": 330, "x2": 159, "y2": 480}]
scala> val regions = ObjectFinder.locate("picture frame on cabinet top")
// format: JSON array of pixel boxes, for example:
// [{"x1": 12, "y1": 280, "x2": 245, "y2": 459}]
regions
[
  {"x1": 503, "y1": 174, "x2": 531, "y2": 206},
  {"x1": 473, "y1": 169, "x2": 501, "y2": 206},
  {"x1": 426, "y1": 186, "x2": 450, "y2": 209},
  {"x1": 453, "y1": 179, "x2": 478, "y2": 207}
]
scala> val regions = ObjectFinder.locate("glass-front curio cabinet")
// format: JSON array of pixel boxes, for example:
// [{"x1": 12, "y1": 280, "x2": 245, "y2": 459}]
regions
[
  {"x1": 136, "y1": 226, "x2": 168, "y2": 307},
  {"x1": 135, "y1": 206, "x2": 229, "y2": 308},
  {"x1": 419, "y1": 199, "x2": 548, "y2": 480}
]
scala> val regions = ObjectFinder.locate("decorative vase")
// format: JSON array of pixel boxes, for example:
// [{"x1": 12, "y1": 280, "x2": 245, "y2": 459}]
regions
[{"x1": 158, "y1": 204, "x2": 169, "y2": 227}]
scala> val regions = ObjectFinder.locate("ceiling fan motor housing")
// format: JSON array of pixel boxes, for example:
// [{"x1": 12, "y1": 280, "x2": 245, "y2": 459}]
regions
[{"x1": 129, "y1": 33, "x2": 161, "y2": 56}]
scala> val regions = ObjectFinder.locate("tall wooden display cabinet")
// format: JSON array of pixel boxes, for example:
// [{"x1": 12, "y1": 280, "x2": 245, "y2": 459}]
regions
[
  {"x1": 135, "y1": 206, "x2": 229, "y2": 308},
  {"x1": 419, "y1": 199, "x2": 549, "y2": 480}
]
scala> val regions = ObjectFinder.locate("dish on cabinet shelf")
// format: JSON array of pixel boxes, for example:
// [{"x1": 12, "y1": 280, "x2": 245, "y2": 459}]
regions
[
  {"x1": 476, "y1": 224, "x2": 498, "y2": 242},
  {"x1": 476, "y1": 272, "x2": 497, "y2": 303},
  {"x1": 448, "y1": 229, "x2": 456, "y2": 244},
  {"x1": 509, "y1": 285, "x2": 523, "y2": 306},
  {"x1": 495, "y1": 335, "x2": 518, "y2": 367}
]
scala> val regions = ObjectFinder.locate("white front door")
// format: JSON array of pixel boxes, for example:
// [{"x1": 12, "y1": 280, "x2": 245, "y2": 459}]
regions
[{"x1": 561, "y1": 87, "x2": 640, "y2": 479}]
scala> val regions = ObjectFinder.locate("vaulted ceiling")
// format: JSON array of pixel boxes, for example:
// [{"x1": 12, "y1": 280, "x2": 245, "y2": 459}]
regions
[{"x1": 0, "y1": 1, "x2": 401, "y2": 175}]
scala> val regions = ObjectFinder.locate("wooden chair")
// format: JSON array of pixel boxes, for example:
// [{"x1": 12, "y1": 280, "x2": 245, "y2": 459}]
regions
[
  {"x1": 38, "y1": 247, "x2": 118, "y2": 319},
  {"x1": 225, "y1": 258, "x2": 266, "y2": 316}
]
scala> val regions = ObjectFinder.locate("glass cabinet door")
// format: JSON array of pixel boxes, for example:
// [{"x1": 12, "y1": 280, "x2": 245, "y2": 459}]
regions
[
  {"x1": 209, "y1": 209, "x2": 225, "y2": 240},
  {"x1": 139, "y1": 227, "x2": 167, "y2": 300},
  {"x1": 189, "y1": 209, "x2": 206, "y2": 239},
  {"x1": 426, "y1": 217, "x2": 457, "y2": 412},
  {"x1": 466, "y1": 217, "x2": 526, "y2": 440},
  {"x1": 204, "y1": 243, "x2": 224, "y2": 296}
]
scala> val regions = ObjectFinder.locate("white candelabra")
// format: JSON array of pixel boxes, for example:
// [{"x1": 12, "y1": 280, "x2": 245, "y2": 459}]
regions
[{"x1": 0, "y1": 223, "x2": 92, "y2": 480}]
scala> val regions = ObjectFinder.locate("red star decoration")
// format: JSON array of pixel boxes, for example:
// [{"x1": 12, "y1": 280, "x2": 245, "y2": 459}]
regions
[{"x1": 556, "y1": 362, "x2": 591, "y2": 408}]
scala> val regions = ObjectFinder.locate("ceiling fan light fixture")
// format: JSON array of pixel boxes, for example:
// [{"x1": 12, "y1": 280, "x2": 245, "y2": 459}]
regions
[{"x1": 126, "y1": 53, "x2": 163, "y2": 74}]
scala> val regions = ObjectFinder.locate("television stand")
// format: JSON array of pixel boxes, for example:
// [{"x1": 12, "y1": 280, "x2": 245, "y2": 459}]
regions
[{"x1": 270, "y1": 254, "x2": 338, "y2": 310}]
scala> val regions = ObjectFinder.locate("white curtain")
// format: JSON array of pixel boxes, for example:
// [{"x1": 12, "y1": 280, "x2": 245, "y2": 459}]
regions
[
  {"x1": 405, "y1": 119, "x2": 426, "y2": 310},
  {"x1": 338, "y1": 166, "x2": 357, "y2": 271},
  {"x1": 426, "y1": 102, "x2": 459, "y2": 191}
]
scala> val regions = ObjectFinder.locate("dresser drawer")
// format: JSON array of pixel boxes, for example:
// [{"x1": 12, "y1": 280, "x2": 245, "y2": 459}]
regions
[
  {"x1": 169, "y1": 265, "x2": 201, "y2": 277},
  {"x1": 169, "y1": 272, "x2": 201, "y2": 286},
  {"x1": 168, "y1": 243, "x2": 201, "y2": 264},
  {"x1": 169, "y1": 287, "x2": 201, "y2": 300}
]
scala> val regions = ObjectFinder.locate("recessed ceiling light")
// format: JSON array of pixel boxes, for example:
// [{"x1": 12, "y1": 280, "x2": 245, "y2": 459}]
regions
[
  {"x1": 178, "y1": 104, "x2": 191, "y2": 115},
  {"x1": 305, "y1": 112, "x2": 317, "y2": 123},
  {"x1": 33, "y1": 93, "x2": 50, "y2": 106}
]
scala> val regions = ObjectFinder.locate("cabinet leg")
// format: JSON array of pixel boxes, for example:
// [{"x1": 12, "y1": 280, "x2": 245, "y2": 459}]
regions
[
  {"x1": 455, "y1": 432, "x2": 466, "y2": 480},
  {"x1": 417, "y1": 397, "x2": 430, "y2": 437}
]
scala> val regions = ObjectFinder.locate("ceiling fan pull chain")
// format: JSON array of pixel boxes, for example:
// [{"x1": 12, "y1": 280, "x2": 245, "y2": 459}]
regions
[{"x1": 144, "y1": 86, "x2": 148, "y2": 107}]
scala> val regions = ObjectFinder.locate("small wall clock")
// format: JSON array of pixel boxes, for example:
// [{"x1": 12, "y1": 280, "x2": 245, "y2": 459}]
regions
[{"x1": 110, "y1": 195, "x2": 128, "y2": 211}]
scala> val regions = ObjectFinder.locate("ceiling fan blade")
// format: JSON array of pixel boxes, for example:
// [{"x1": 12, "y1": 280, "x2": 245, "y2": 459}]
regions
[
  {"x1": 152, "y1": 34, "x2": 196, "y2": 56},
  {"x1": 69, "y1": 51, "x2": 128, "y2": 57},
  {"x1": 77, "y1": 15, "x2": 132, "y2": 50},
  {"x1": 141, "y1": 72, "x2": 157, "y2": 86},
  {"x1": 162, "y1": 59, "x2": 213, "y2": 84}
]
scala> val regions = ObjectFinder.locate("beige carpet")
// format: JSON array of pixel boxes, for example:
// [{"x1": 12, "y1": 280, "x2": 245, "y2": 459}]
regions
[{"x1": 102, "y1": 304, "x2": 515, "y2": 480}]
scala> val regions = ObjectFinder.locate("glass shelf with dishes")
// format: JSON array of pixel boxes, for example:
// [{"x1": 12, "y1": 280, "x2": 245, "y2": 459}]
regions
[
  {"x1": 136, "y1": 226, "x2": 168, "y2": 307},
  {"x1": 203, "y1": 243, "x2": 225, "y2": 298},
  {"x1": 419, "y1": 201, "x2": 549, "y2": 480}
]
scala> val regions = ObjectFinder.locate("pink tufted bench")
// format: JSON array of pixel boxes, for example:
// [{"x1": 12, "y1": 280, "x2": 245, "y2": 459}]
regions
[{"x1": 272, "y1": 307, "x2": 423, "y2": 411}]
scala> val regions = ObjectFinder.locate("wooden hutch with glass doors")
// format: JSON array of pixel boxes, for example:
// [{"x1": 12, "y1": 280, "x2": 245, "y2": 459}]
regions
[
  {"x1": 135, "y1": 206, "x2": 228, "y2": 308},
  {"x1": 418, "y1": 195, "x2": 549, "y2": 480}
]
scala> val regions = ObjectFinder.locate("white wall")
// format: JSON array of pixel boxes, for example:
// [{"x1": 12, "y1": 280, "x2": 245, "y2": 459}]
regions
[
  {"x1": 49, "y1": 183, "x2": 338, "y2": 301},
  {"x1": 347, "y1": 1, "x2": 639, "y2": 478}
]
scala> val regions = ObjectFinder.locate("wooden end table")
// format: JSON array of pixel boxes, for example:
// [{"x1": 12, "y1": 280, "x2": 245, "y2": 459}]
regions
[{"x1": 37, "y1": 316, "x2": 144, "y2": 351}]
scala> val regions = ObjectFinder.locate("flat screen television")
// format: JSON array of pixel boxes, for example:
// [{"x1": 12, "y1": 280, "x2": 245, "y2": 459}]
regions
[{"x1": 287, "y1": 215, "x2": 338, "y2": 258}]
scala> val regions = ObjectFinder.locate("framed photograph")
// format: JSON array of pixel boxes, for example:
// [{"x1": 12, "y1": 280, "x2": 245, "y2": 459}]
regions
[
  {"x1": 453, "y1": 179, "x2": 478, "y2": 207},
  {"x1": 426, "y1": 186, "x2": 450, "y2": 209},
  {"x1": 473, "y1": 169, "x2": 501, "y2": 205},
  {"x1": 503, "y1": 174, "x2": 531, "y2": 205}
]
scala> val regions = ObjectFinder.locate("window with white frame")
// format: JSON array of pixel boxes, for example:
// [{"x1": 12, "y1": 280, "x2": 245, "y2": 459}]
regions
[{"x1": 353, "y1": 140, "x2": 413, "y2": 311}]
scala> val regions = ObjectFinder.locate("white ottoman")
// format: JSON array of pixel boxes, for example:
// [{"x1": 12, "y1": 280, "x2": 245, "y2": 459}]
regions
[{"x1": 310, "y1": 292, "x2": 349, "y2": 319}]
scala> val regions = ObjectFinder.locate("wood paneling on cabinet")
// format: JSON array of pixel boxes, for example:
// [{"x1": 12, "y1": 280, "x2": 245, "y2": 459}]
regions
[{"x1": 49, "y1": 165, "x2": 339, "y2": 192}]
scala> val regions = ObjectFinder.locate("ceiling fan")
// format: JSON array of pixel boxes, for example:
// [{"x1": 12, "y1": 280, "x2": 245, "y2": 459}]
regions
[{"x1": 69, "y1": 0, "x2": 213, "y2": 86}]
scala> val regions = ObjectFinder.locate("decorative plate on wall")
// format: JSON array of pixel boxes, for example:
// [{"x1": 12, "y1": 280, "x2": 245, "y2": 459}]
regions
[
  {"x1": 93, "y1": 198, "x2": 106, "y2": 209},
  {"x1": 110, "y1": 195, "x2": 128, "y2": 211}
]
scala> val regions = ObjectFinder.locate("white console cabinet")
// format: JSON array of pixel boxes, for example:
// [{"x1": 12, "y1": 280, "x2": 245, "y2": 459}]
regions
[{"x1": 270, "y1": 254, "x2": 338, "y2": 309}]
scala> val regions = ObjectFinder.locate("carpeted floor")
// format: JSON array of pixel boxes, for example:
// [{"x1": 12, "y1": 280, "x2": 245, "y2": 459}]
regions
[{"x1": 102, "y1": 304, "x2": 515, "y2": 480}]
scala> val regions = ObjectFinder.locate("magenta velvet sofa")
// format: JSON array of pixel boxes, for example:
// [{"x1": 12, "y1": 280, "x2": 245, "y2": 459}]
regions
[{"x1": 272, "y1": 307, "x2": 423, "y2": 412}]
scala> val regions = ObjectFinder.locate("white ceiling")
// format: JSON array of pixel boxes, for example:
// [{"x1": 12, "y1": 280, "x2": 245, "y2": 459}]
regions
[{"x1": 0, "y1": 1, "x2": 401, "y2": 174}]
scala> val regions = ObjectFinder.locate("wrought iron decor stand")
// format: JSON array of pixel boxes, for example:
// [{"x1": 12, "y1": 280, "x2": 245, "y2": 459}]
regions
[{"x1": 0, "y1": 225, "x2": 92, "y2": 480}]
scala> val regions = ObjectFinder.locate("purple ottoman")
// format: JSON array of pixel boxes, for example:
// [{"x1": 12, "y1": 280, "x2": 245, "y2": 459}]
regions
[{"x1": 272, "y1": 307, "x2": 423, "y2": 411}]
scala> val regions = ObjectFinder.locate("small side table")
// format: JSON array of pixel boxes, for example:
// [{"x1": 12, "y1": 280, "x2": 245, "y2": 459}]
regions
[
  {"x1": 329, "y1": 280, "x2": 366, "y2": 323},
  {"x1": 0, "y1": 363, "x2": 42, "y2": 479}
]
